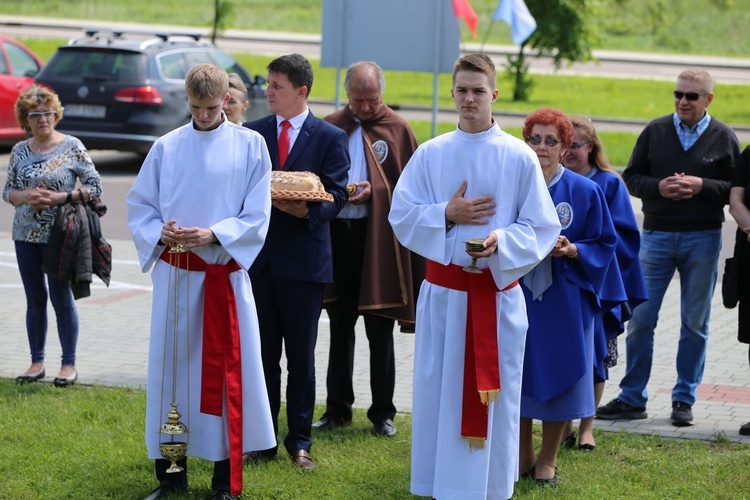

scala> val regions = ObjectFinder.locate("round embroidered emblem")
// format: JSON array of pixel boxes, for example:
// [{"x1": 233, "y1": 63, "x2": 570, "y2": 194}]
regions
[
  {"x1": 372, "y1": 140, "x2": 388, "y2": 164},
  {"x1": 556, "y1": 202, "x2": 573, "y2": 230}
]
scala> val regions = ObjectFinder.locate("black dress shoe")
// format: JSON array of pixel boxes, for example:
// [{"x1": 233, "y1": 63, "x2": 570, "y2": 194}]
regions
[
  {"x1": 578, "y1": 443, "x2": 596, "y2": 452},
  {"x1": 53, "y1": 370, "x2": 78, "y2": 388},
  {"x1": 211, "y1": 490, "x2": 237, "y2": 500},
  {"x1": 16, "y1": 369, "x2": 45, "y2": 384},
  {"x1": 312, "y1": 415, "x2": 350, "y2": 431},
  {"x1": 143, "y1": 485, "x2": 187, "y2": 500},
  {"x1": 373, "y1": 418, "x2": 397, "y2": 437}
]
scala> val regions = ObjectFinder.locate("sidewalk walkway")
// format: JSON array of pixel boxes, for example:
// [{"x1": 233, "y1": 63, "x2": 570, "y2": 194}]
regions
[{"x1": 1, "y1": 230, "x2": 748, "y2": 444}]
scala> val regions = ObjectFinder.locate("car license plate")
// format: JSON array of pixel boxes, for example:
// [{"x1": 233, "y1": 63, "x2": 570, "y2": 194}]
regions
[{"x1": 65, "y1": 104, "x2": 107, "y2": 119}]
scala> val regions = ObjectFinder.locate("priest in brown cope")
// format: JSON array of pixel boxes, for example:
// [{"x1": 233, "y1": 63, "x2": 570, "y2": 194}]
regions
[{"x1": 315, "y1": 61, "x2": 425, "y2": 437}]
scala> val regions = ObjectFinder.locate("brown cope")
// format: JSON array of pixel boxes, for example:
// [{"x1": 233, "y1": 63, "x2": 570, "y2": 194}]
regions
[{"x1": 324, "y1": 104, "x2": 425, "y2": 333}]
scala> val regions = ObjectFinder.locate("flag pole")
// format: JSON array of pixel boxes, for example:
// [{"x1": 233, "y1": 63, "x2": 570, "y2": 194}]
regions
[{"x1": 480, "y1": 20, "x2": 495, "y2": 53}]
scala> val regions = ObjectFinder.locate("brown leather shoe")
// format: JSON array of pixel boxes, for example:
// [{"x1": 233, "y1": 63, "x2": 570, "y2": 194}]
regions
[{"x1": 290, "y1": 449, "x2": 315, "y2": 470}]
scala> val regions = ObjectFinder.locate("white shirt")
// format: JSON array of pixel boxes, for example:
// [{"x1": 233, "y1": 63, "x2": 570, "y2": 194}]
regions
[
  {"x1": 276, "y1": 107, "x2": 309, "y2": 155},
  {"x1": 338, "y1": 124, "x2": 369, "y2": 219}
]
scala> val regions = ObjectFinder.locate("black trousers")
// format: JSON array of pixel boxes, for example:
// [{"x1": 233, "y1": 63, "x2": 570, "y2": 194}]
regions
[
  {"x1": 324, "y1": 218, "x2": 397, "y2": 424},
  {"x1": 154, "y1": 458, "x2": 229, "y2": 492},
  {"x1": 251, "y1": 267, "x2": 323, "y2": 454}
]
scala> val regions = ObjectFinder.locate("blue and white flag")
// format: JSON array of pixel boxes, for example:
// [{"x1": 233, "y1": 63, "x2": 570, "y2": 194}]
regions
[{"x1": 493, "y1": 0, "x2": 537, "y2": 45}]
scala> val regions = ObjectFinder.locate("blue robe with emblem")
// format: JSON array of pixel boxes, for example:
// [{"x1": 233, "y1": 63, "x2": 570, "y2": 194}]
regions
[
  {"x1": 588, "y1": 168, "x2": 648, "y2": 376},
  {"x1": 520, "y1": 167, "x2": 626, "y2": 420}
]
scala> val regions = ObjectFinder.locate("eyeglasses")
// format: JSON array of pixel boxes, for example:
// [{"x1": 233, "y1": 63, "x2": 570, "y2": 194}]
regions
[
  {"x1": 526, "y1": 135, "x2": 561, "y2": 147},
  {"x1": 569, "y1": 141, "x2": 590, "y2": 150},
  {"x1": 28, "y1": 110, "x2": 55, "y2": 121},
  {"x1": 673, "y1": 90, "x2": 709, "y2": 101}
]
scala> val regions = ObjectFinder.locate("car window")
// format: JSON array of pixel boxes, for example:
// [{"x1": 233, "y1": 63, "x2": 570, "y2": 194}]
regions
[
  {"x1": 209, "y1": 50, "x2": 247, "y2": 78},
  {"x1": 43, "y1": 49, "x2": 146, "y2": 82},
  {"x1": 157, "y1": 49, "x2": 247, "y2": 82},
  {"x1": 0, "y1": 48, "x2": 8, "y2": 75},
  {"x1": 4, "y1": 41, "x2": 40, "y2": 77},
  {"x1": 158, "y1": 51, "x2": 191, "y2": 80}
]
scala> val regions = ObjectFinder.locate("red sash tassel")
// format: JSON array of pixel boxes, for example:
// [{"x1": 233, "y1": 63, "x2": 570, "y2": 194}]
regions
[
  {"x1": 160, "y1": 249, "x2": 244, "y2": 495},
  {"x1": 426, "y1": 260, "x2": 518, "y2": 448}
]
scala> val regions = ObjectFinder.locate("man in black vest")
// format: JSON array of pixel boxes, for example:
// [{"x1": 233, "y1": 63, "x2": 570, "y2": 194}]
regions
[{"x1": 597, "y1": 68, "x2": 740, "y2": 427}]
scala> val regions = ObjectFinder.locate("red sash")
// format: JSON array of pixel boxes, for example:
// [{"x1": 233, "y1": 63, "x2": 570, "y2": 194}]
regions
[
  {"x1": 160, "y1": 249, "x2": 244, "y2": 495},
  {"x1": 426, "y1": 260, "x2": 518, "y2": 449}
]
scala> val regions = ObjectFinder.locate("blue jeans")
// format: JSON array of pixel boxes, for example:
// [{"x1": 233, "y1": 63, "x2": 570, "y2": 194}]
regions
[
  {"x1": 618, "y1": 229, "x2": 721, "y2": 407},
  {"x1": 15, "y1": 241, "x2": 79, "y2": 366}
]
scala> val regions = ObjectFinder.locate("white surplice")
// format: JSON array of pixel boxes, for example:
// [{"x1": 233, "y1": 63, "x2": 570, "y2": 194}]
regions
[
  {"x1": 127, "y1": 119, "x2": 277, "y2": 460},
  {"x1": 389, "y1": 124, "x2": 560, "y2": 500}
]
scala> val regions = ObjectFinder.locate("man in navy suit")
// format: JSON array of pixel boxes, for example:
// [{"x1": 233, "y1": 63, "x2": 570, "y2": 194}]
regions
[{"x1": 242, "y1": 53, "x2": 350, "y2": 470}]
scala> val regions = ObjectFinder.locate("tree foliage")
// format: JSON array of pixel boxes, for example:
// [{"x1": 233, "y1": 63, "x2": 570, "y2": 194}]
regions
[
  {"x1": 526, "y1": 0, "x2": 597, "y2": 67},
  {"x1": 505, "y1": 0, "x2": 598, "y2": 101}
]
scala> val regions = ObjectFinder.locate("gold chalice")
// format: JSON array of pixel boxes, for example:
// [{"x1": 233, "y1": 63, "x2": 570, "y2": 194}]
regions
[
  {"x1": 159, "y1": 403, "x2": 189, "y2": 473},
  {"x1": 463, "y1": 238, "x2": 485, "y2": 274}
]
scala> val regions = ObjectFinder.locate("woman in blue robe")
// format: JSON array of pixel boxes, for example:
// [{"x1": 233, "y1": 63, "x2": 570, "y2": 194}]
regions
[
  {"x1": 518, "y1": 108, "x2": 626, "y2": 485},
  {"x1": 560, "y1": 115, "x2": 649, "y2": 450}
]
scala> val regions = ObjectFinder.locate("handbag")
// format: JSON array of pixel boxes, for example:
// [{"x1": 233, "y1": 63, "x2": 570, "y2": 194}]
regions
[{"x1": 722, "y1": 256, "x2": 739, "y2": 309}]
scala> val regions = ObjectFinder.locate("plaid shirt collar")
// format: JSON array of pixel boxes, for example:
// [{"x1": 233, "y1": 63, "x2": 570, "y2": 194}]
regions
[{"x1": 673, "y1": 111, "x2": 711, "y2": 151}]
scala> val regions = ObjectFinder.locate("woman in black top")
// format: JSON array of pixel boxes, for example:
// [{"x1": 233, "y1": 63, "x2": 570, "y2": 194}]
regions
[{"x1": 728, "y1": 145, "x2": 750, "y2": 436}]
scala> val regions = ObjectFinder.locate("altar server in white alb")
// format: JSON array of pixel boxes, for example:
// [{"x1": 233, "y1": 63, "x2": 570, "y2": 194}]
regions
[
  {"x1": 389, "y1": 53, "x2": 561, "y2": 500},
  {"x1": 127, "y1": 63, "x2": 276, "y2": 500}
]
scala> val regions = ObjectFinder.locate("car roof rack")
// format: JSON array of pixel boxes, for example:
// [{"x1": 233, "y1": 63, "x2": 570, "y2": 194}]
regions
[{"x1": 68, "y1": 28, "x2": 207, "y2": 48}]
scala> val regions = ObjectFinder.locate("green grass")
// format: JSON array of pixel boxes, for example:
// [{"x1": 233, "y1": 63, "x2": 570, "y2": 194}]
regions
[
  {"x1": 3, "y1": 0, "x2": 750, "y2": 56},
  {"x1": 2, "y1": 378, "x2": 750, "y2": 499}
]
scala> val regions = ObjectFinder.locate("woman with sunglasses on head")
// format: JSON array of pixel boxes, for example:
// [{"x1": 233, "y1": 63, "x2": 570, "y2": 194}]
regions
[
  {"x1": 3, "y1": 85, "x2": 102, "y2": 387},
  {"x1": 558, "y1": 115, "x2": 648, "y2": 451},
  {"x1": 518, "y1": 108, "x2": 625, "y2": 486}
]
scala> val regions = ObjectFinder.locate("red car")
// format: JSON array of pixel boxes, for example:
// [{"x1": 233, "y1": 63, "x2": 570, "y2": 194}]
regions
[{"x1": 0, "y1": 35, "x2": 44, "y2": 146}]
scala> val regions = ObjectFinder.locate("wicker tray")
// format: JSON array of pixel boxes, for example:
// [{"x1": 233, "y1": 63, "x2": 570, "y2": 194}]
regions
[{"x1": 271, "y1": 189, "x2": 334, "y2": 202}]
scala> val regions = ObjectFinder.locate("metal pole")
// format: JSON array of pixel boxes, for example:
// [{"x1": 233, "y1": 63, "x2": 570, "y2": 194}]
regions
[
  {"x1": 334, "y1": 0, "x2": 346, "y2": 110},
  {"x1": 431, "y1": 0, "x2": 444, "y2": 138}
]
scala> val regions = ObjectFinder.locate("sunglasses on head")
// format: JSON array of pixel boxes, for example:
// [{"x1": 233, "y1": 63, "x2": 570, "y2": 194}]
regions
[
  {"x1": 673, "y1": 90, "x2": 708, "y2": 101},
  {"x1": 526, "y1": 135, "x2": 561, "y2": 147}
]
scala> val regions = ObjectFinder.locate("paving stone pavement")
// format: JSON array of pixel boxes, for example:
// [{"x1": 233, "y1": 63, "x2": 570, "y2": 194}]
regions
[{"x1": 1, "y1": 228, "x2": 748, "y2": 444}]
